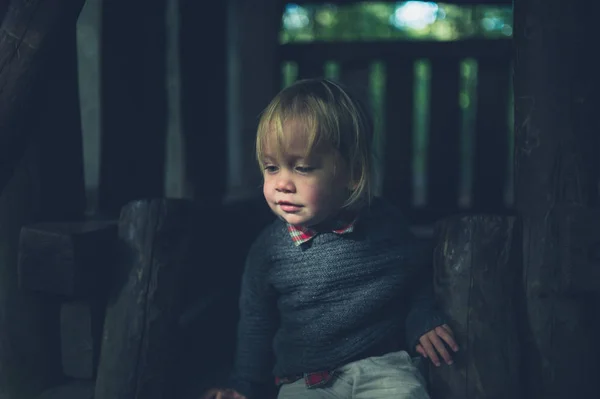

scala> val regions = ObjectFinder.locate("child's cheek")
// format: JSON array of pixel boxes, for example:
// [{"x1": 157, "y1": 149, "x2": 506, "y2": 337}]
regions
[{"x1": 301, "y1": 180, "x2": 329, "y2": 209}]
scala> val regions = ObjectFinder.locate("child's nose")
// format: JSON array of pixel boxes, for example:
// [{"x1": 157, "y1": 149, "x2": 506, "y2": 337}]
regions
[{"x1": 275, "y1": 173, "x2": 295, "y2": 193}]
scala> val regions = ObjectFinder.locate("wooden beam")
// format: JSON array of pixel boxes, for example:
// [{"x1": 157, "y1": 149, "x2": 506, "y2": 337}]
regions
[
  {"x1": 513, "y1": 0, "x2": 600, "y2": 396},
  {"x1": 94, "y1": 199, "x2": 194, "y2": 399},
  {"x1": 430, "y1": 214, "x2": 522, "y2": 398},
  {"x1": 280, "y1": 40, "x2": 512, "y2": 64},
  {"x1": 0, "y1": 1, "x2": 86, "y2": 398},
  {"x1": 0, "y1": 0, "x2": 85, "y2": 197}
]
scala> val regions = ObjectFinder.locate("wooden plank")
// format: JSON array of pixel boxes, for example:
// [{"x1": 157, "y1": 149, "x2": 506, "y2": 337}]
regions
[
  {"x1": 382, "y1": 59, "x2": 414, "y2": 209},
  {"x1": 18, "y1": 221, "x2": 117, "y2": 297},
  {"x1": 427, "y1": 58, "x2": 461, "y2": 213},
  {"x1": 94, "y1": 199, "x2": 194, "y2": 399},
  {"x1": 98, "y1": 0, "x2": 168, "y2": 216},
  {"x1": 513, "y1": 0, "x2": 600, "y2": 397},
  {"x1": 280, "y1": 40, "x2": 512, "y2": 64},
  {"x1": 430, "y1": 214, "x2": 522, "y2": 399},
  {"x1": 60, "y1": 301, "x2": 105, "y2": 379},
  {"x1": 472, "y1": 57, "x2": 511, "y2": 212}
]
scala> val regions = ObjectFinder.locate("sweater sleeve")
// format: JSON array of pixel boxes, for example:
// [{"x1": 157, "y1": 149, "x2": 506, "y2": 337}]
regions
[
  {"x1": 227, "y1": 235, "x2": 279, "y2": 399},
  {"x1": 404, "y1": 238, "x2": 447, "y2": 354}
]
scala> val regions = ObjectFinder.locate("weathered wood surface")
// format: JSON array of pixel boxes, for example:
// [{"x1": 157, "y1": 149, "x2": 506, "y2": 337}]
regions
[
  {"x1": 430, "y1": 214, "x2": 522, "y2": 399},
  {"x1": 0, "y1": 0, "x2": 85, "y2": 197},
  {"x1": 514, "y1": 0, "x2": 600, "y2": 397},
  {"x1": 552, "y1": 206, "x2": 600, "y2": 293},
  {"x1": 0, "y1": 2, "x2": 86, "y2": 397},
  {"x1": 0, "y1": 148, "x2": 62, "y2": 399},
  {"x1": 18, "y1": 221, "x2": 117, "y2": 297},
  {"x1": 60, "y1": 301, "x2": 104, "y2": 380},
  {"x1": 94, "y1": 199, "x2": 194, "y2": 399},
  {"x1": 36, "y1": 380, "x2": 94, "y2": 399}
]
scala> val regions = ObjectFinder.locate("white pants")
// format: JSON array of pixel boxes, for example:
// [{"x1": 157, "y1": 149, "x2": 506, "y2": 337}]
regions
[{"x1": 277, "y1": 351, "x2": 430, "y2": 399}]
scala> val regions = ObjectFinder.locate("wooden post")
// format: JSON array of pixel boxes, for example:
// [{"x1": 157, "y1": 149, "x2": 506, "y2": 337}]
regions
[
  {"x1": 514, "y1": 0, "x2": 600, "y2": 397},
  {"x1": 94, "y1": 199, "x2": 194, "y2": 399},
  {"x1": 0, "y1": 1, "x2": 86, "y2": 398},
  {"x1": 97, "y1": 0, "x2": 168, "y2": 216},
  {"x1": 430, "y1": 214, "x2": 522, "y2": 399},
  {"x1": 224, "y1": 0, "x2": 282, "y2": 201}
]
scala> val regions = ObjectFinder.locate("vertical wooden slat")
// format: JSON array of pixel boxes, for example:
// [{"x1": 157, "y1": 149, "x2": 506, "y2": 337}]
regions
[
  {"x1": 338, "y1": 60, "x2": 370, "y2": 106},
  {"x1": 427, "y1": 58, "x2": 461, "y2": 215},
  {"x1": 35, "y1": 24, "x2": 86, "y2": 221},
  {"x1": 179, "y1": 0, "x2": 227, "y2": 206},
  {"x1": 98, "y1": 0, "x2": 168, "y2": 216},
  {"x1": 472, "y1": 57, "x2": 511, "y2": 213},
  {"x1": 338, "y1": 61, "x2": 377, "y2": 194},
  {"x1": 227, "y1": 0, "x2": 281, "y2": 198},
  {"x1": 382, "y1": 59, "x2": 414, "y2": 210},
  {"x1": 296, "y1": 59, "x2": 325, "y2": 81}
]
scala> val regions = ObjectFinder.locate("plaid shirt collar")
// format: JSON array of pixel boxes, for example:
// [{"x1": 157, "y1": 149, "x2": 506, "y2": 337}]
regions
[{"x1": 287, "y1": 214, "x2": 357, "y2": 246}]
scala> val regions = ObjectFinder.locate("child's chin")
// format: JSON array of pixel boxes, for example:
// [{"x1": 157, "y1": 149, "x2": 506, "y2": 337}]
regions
[{"x1": 282, "y1": 214, "x2": 311, "y2": 226}]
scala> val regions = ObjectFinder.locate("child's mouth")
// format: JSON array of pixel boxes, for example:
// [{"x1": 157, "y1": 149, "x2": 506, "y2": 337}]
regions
[{"x1": 278, "y1": 201, "x2": 302, "y2": 213}]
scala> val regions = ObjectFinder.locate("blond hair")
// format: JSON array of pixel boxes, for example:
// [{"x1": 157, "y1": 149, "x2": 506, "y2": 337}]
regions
[{"x1": 256, "y1": 78, "x2": 374, "y2": 210}]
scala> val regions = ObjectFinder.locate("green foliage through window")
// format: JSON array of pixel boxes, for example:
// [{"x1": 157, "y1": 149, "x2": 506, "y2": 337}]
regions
[
  {"x1": 280, "y1": 2, "x2": 514, "y2": 208},
  {"x1": 281, "y1": 1, "x2": 512, "y2": 43}
]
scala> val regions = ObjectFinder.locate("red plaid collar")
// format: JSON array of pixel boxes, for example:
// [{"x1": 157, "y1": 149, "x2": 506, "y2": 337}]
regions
[{"x1": 287, "y1": 215, "x2": 357, "y2": 246}]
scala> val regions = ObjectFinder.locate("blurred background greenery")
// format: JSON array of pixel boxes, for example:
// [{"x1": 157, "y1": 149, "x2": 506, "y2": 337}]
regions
[
  {"x1": 280, "y1": 1, "x2": 512, "y2": 42},
  {"x1": 280, "y1": 1, "x2": 513, "y2": 207}
]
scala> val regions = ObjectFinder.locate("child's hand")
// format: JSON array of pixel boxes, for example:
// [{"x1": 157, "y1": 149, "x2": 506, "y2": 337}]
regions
[
  {"x1": 200, "y1": 388, "x2": 247, "y2": 399},
  {"x1": 415, "y1": 324, "x2": 459, "y2": 367}
]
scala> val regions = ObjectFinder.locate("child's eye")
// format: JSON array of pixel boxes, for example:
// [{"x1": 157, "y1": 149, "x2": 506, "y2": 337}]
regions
[
  {"x1": 295, "y1": 166, "x2": 315, "y2": 173},
  {"x1": 264, "y1": 165, "x2": 278, "y2": 173}
]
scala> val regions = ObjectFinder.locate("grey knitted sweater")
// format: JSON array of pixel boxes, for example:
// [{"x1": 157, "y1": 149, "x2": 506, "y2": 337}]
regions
[{"x1": 229, "y1": 198, "x2": 446, "y2": 399}]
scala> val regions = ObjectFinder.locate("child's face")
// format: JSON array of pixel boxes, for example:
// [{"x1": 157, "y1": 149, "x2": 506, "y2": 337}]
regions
[{"x1": 261, "y1": 121, "x2": 351, "y2": 227}]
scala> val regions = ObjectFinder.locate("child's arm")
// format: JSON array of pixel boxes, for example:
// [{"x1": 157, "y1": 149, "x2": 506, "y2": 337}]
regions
[
  {"x1": 227, "y1": 241, "x2": 278, "y2": 399},
  {"x1": 404, "y1": 239, "x2": 458, "y2": 366}
]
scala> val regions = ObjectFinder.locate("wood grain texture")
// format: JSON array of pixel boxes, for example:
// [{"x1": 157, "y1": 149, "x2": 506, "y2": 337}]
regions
[
  {"x1": 430, "y1": 214, "x2": 522, "y2": 399},
  {"x1": 94, "y1": 199, "x2": 194, "y2": 399}
]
